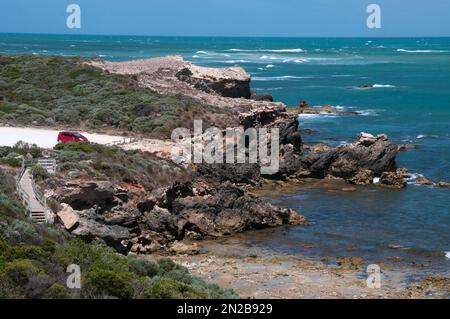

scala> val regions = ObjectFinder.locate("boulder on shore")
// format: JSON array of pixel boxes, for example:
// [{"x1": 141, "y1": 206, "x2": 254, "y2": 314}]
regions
[{"x1": 57, "y1": 203, "x2": 79, "y2": 230}]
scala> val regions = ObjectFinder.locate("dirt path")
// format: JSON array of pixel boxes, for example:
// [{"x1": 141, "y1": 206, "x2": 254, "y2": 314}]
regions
[{"x1": 0, "y1": 126, "x2": 127, "y2": 148}]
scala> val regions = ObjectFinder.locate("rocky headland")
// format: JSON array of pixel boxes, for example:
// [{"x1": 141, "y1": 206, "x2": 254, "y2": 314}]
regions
[
  {"x1": 1, "y1": 54, "x2": 448, "y2": 299},
  {"x1": 29, "y1": 56, "x2": 412, "y2": 255}
]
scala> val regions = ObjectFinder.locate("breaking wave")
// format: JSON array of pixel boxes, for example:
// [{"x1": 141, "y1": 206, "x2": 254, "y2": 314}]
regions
[
  {"x1": 397, "y1": 49, "x2": 449, "y2": 53},
  {"x1": 227, "y1": 48, "x2": 304, "y2": 53},
  {"x1": 253, "y1": 75, "x2": 312, "y2": 81}
]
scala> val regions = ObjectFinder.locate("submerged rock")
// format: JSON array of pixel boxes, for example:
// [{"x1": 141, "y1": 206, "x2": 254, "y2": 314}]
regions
[
  {"x1": 416, "y1": 176, "x2": 434, "y2": 186},
  {"x1": 379, "y1": 169, "x2": 407, "y2": 189},
  {"x1": 349, "y1": 169, "x2": 374, "y2": 186},
  {"x1": 437, "y1": 181, "x2": 450, "y2": 189}
]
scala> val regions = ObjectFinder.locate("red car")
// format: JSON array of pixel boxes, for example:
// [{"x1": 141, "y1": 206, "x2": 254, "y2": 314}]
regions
[{"x1": 57, "y1": 131, "x2": 89, "y2": 144}]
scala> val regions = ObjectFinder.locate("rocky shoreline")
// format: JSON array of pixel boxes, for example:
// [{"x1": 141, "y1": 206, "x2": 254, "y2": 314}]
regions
[
  {"x1": 2, "y1": 55, "x2": 448, "y2": 298},
  {"x1": 38, "y1": 56, "x2": 419, "y2": 256},
  {"x1": 168, "y1": 235, "x2": 450, "y2": 299}
]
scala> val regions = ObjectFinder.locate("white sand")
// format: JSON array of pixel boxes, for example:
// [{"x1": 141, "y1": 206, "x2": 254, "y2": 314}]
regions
[{"x1": 0, "y1": 127, "x2": 125, "y2": 149}]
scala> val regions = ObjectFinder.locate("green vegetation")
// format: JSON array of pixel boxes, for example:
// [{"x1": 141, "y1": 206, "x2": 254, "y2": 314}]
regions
[
  {"x1": 0, "y1": 141, "x2": 42, "y2": 167},
  {"x1": 54, "y1": 142, "x2": 190, "y2": 190},
  {"x1": 0, "y1": 55, "x2": 230, "y2": 138},
  {"x1": 0, "y1": 168, "x2": 238, "y2": 299}
]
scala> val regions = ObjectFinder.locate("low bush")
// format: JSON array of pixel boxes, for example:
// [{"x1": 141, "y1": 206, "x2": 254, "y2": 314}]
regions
[
  {"x1": 84, "y1": 268, "x2": 136, "y2": 299},
  {"x1": 0, "y1": 169, "x2": 237, "y2": 299},
  {"x1": 55, "y1": 142, "x2": 190, "y2": 191},
  {"x1": 148, "y1": 278, "x2": 208, "y2": 299},
  {"x1": 31, "y1": 165, "x2": 50, "y2": 182},
  {"x1": 4, "y1": 258, "x2": 43, "y2": 286},
  {"x1": 46, "y1": 283, "x2": 69, "y2": 299},
  {"x1": 0, "y1": 55, "x2": 232, "y2": 138}
]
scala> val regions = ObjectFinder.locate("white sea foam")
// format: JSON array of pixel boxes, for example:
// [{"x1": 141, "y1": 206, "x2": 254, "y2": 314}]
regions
[
  {"x1": 446, "y1": 252, "x2": 450, "y2": 259},
  {"x1": 397, "y1": 49, "x2": 449, "y2": 53},
  {"x1": 405, "y1": 173, "x2": 423, "y2": 185},
  {"x1": 372, "y1": 84, "x2": 396, "y2": 88},
  {"x1": 253, "y1": 75, "x2": 312, "y2": 81},
  {"x1": 222, "y1": 60, "x2": 248, "y2": 64},
  {"x1": 416, "y1": 134, "x2": 442, "y2": 140},
  {"x1": 266, "y1": 64, "x2": 275, "y2": 68},
  {"x1": 356, "y1": 84, "x2": 396, "y2": 89},
  {"x1": 227, "y1": 48, "x2": 304, "y2": 53},
  {"x1": 373, "y1": 177, "x2": 380, "y2": 184},
  {"x1": 357, "y1": 109, "x2": 379, "y2": 116},
  {"x1": 260, "y1": 55, "x2": 278, "y2": 60},
  {"x1": 269, "y1": 48, "x2": 304, "y2": 53}
]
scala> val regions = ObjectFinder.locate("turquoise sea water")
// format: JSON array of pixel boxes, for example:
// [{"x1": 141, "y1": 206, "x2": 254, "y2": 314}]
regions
[{"x1": 1, "y1": 34, "x2": 449, "y2": 275}]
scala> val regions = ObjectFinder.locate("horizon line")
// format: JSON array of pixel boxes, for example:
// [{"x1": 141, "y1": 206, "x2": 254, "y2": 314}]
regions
[{"x1": 1, "y1": 32, "x2": 450, "y2": 39}]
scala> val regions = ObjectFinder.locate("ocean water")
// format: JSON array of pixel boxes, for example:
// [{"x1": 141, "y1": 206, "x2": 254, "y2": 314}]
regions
[{"x1": 1, "y1": 34, "x2": 449, "y2": 275}]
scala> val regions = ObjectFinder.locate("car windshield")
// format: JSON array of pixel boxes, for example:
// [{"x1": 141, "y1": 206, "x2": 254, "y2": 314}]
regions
[{"x1": 73, "y1": 133, "x2": 84, "y2": 138}]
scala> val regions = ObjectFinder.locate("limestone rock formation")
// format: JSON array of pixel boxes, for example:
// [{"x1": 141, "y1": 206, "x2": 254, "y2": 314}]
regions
[{"x1": 176, "y1": 64, "x2": 251, "y2": 98}]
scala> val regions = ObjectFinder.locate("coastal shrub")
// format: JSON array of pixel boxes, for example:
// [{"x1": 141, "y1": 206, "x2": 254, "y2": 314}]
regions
[
  {"x1": 0, "y1": 194, "x2": 23, "y2": 218},
  {"x1": 54, "y1": 142, "x2": 190, "y2": 190},
  {"x1": 31, "y1": 165, "x2": 50, "y2": 182},
  {"x1": 0, "y1": 141, "x2": 42, "y2": 159},
  {"x1": 2, "y1": 219, "x2": 41, "y2": 245},
  {"x1": 1, "y1": 157, "x2": 22, "y2": 167},
  {"x1": 0, "y1": 55, "x2": 231, "y2": 138},
  {"x1": 127, "y1": 256, "x2": 159, "y2": 277},
  {"x1": 4, "y1": 258, "x2": 43, "y2": 286},
  {"x1": 0, "y1": 169, "x2": 237, "y2": 299},
  {"x1": 46, "y1": 283, "x2": 69, "y2": 299},
  {"x1": 148, "y1": 278, "x2": 208, "y2": 299},
  {"x1": 84, "y1": 268, "x2": 135, "y2": 299}
]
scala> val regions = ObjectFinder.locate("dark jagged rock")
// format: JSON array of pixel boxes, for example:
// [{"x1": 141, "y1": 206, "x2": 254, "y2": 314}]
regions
[
  {"x1": 196, "y1": 162, "x2": 261, "y2": 185},
  {"x1": 71, "y1": 216, "x2": 132, "y2": 252},
  {"x1": 143, "y1": 205, "x2": 179, "y2": 235},
  {"x1": 57, "y1": 182, "x2": 117, "y2": 213},
  {"x1": 103, "y1": 206, "x2": 141, "y2": 228},
  {"x1": 275, "y1": 116, "x2": 303, "y2": 152},
  {"x1": 172, "y1": 181, "x2": 306, "y2": 238},
  {"x1": 302, "y1": 133, "x2": 398, "y2": 179},
  {"x1": 251, "y1": 92, "x2": 274, "y2": 102}
]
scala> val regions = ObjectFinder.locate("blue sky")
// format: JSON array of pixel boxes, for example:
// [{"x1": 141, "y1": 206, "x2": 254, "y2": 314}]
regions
[{"x1": 0, "y1": 0, "x2": 449, "y2": 37}]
